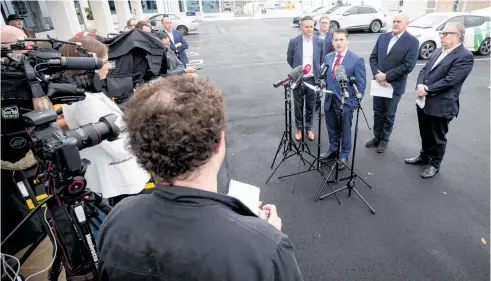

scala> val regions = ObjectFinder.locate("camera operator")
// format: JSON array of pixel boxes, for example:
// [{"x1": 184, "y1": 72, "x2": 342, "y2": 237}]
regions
[
  {"x1": 135, "y1": 21, "x2": 152, "y2": 32},
  {"x1": 155, "y1": 32, "x2": 197, "y2": 76},
  {"x1": 97, "y1": 76, "x2": 304, "y2": 281},
  {"x1": 59, "y1": 36, "x2": 151, "y2": 203}
]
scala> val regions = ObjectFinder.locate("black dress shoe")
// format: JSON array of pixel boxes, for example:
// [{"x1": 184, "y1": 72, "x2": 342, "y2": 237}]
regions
[
  {"x1": 405, "y1": 156, "x2": 428, "y2": 165},
  {"x1": 320, "y1": 152, "x2": 336, "y2": 162},
  {"x1": 421, "y1": 165, "x2": 439, "y2": 178}
]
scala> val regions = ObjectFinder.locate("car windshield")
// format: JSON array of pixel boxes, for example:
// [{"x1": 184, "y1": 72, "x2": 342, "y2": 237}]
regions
[
  {"x1": 326, "y1": 5, "x2": 342, "y2": 13},
  {"x1": 409, "y1": 14, "x2": 449, "y2": 28}
]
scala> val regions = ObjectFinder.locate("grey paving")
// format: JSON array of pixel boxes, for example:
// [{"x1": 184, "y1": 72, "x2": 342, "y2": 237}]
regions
[{"x1": 187, "y1": 19, "x2": 490, "y2": 281}]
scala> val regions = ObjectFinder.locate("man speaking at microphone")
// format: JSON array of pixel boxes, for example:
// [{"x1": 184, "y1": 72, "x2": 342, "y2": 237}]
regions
[
  {"x1": 287, "y1": 15, "x2": 325, "y2": 141},
  {"x1": 319, "y1": 29, "x2": 366, "y2": 169}
]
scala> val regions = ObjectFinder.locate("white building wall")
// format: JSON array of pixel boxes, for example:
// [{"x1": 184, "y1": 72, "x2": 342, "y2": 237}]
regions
[
  {"x1": 45, "y1": 0, "x2": 82, "y2": 40},
  {"x1": 89, "y1": 0, "x2": 115, "y2": 36}
]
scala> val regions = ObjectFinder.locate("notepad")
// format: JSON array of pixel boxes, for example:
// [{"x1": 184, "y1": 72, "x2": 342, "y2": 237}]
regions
[
  {"x1": 370, "y1": 80, "x2": 393, "y2": 98},
  {"x1": 227, "y1": 179, "x2": 261, "y2": 215}
]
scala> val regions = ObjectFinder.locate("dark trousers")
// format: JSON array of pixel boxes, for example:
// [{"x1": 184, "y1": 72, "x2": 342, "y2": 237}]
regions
[
  {"x1": 417, "y1": 106, "x2": 452, "y2": 169},
  {"x1": 325, "y1": 95, "x2": 354, "y2": 160},
  {"x1": 373, "y1": 95, "x2": 402, "y2": 143},
  {"x1": 293, "y1": 77, "x2": 316, "y2": 131}
]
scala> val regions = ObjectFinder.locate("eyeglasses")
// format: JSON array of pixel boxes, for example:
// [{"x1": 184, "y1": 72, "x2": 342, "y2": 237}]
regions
[
  {"x1": 320, "y1": 22, "x2": 330, "y2": 24},
  {"x1": 439, "y1": 31, "x2": 457, "y2": 37}
]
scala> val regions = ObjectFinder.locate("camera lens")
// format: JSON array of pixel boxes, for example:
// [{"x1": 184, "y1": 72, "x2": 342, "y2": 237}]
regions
[{"x1": 65, "y1": 114, "x2": 121, "y2": 151}]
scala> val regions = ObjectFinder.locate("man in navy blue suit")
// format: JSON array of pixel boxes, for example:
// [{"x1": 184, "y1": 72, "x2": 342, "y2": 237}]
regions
[
  {"x1": 366, "y1": 13, "x2": 419, "y2": 153},
  {"x1": 162, "y1": 17, "x2": 189, "y2": 67},
  {"x1": 405, "y1": 22, "x2": 474, "y2": 178},
  {"x1": 287, "y1": 16, "x2": 325, "y2": 141},
  {"x1": 319, "y1": 28, "x2": 366, "y2": 169}
]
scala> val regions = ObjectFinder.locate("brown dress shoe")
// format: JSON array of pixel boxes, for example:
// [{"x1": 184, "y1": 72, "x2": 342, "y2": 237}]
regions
[
  {"x1": 376, "y1": 141, "x2": 388, "y2": 153},
  {"x1": 365, "y1": 137, "x2": 380, "y2": 148},
  {"x1": 307, "y1": 131, "x2": 315, "y2": 141},
  {"x1": 295, "y1": 129, "x2": 302, "y2": 141}
]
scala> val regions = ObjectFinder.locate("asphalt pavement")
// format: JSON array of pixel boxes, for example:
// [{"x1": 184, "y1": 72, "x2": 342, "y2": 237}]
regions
[{"x1": 186, "y1": 19, "x2": 490, "y2": 281}]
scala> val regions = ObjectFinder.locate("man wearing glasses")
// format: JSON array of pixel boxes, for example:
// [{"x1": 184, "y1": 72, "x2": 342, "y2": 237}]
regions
[
  {"x1": 314, "y1": 15, "x2": 334, "y2": 55},
  {"x1": 405, "y1": 22, "x2": 474, "y2": 178}
]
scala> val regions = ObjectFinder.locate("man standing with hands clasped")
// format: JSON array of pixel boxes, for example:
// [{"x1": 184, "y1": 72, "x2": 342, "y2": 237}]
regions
[
  {"x1": 366, "y1": 13, "x2": 419, "y2": 153},
  {"x1": 405, "y1": 22, "x2": 474, "y2": 178},
  {"x1": 287, "y1": 16, "x2": 325, "y2": 141}
]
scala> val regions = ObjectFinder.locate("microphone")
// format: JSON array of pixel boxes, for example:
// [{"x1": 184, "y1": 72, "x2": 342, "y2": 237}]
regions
[
  {"x1": 273, "y1": 65, "x2": 302, "y2": 88},
  {"x1": 319, "y1": 63, "x2": 328, "y2": 78},
  {"x1": 291, "y1": 64, "x2": 312, "y2": 89},
  {"x1": 334, "y1": 65, "x2": 349, "y2": 98},
  {"x1": 348, "y1": 76, "x2": 363, "y2": 100}
]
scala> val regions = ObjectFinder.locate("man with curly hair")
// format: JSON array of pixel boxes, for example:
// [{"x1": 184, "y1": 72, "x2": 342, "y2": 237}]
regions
[{"x1": 97, "y1": 76, "x2": 304, "y2": 281}]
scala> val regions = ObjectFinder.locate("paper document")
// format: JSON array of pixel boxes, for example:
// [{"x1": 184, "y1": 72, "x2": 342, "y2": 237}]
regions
[
  {"x1": 370, "y1": 80, "x2": 393, "y2": 98},
  {"x1": 416, "y1": 97, "x2": 426, "y2": 109},
  {"x1": 228, "y1": 179, "x2": 260, "y2": 215}
]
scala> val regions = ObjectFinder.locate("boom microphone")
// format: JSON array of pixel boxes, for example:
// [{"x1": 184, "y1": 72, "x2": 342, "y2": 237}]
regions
[
  {"x1": 334, "y1": 65, "x2": 349, "y2": 98},
  {"x1": 291, "y1": 64, "x2": 312, "y2": 89},
  {"x1": 273, "y1": 65, "x2": 302, "y2": 88}
]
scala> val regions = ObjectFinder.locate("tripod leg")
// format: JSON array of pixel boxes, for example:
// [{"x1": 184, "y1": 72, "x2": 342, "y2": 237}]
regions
[
  {"x1": 351, "y1": 187, "x2": 376, "y2": 214},
  {"x1": 271, "y1": 131, "x2": 287, "y2": 169},
  {"x1": 266, "y1": 152, "x2": 296, "y2": 184},
  {"x1": 291, "y1": 152, "x2": 306, "y2": 193},
  {"x1": 314, "y1": 164, "x2": 336, "y2": 201}
]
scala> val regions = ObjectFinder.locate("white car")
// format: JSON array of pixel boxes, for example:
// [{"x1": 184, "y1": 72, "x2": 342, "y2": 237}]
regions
[
  {"x1": 292, "y1": 5, "x2": 347, "y2": 25},
  {"x1": 322, "y1": 5, "x2": 387, "y2": 33},
  {"x1": 407, "y1": 12, "x2": 490, "y2": 60},
  {"x1": 148, "y1": 13, "x2": 200, "y2": 35}
]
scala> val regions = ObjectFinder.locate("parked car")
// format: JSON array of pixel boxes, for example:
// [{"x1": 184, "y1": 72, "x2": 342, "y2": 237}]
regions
[
  {"x1": 148, "y1": 13, "x2": 200, "y2": 35},
  {"x1": 292, "y1": 4, "x2": 346, "y2": 25},
  {"x1": 323, "y1": 5, "x2": 387, "y2": 33},
  {"x1": 407, "y1": 12, "x2": 490, "y2": 59}
]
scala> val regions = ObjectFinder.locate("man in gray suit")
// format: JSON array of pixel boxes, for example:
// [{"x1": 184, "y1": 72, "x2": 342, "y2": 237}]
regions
[
  {"x1": 156, "y1": 32, "x2": 196, "y2": 76},
  {"x1": 287, "y1": 16, "x2": 325, "y2": 141}
]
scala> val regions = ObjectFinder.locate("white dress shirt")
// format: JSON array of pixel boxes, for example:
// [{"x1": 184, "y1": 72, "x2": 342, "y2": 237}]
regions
[
  {"x1": 331, "y1": 48, "x2": 348, "y2": 71},
  {"x1": 387, "y1": 31, "x2": 405, "y2": 55},
  {"x1": 166, "y1": 28, "x2": 175, "y2": 44},
  {"x1": 302, "y1": 35, "x2": 314, "y2": 77},
  {"x1": 431, "y1": 43, "x2": 462, "y2": 70}
]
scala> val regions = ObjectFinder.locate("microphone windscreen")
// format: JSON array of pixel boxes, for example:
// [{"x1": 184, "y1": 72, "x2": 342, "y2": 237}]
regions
[
  {"x1": 334, "y1": 65, "x2": 347, "y2": 82},
  {"x1": 288, "y1": 65, "x2": 303, "y2": 81},
  {"x1": 302, "y1": 64, "x2": 312, "y2": 74}
]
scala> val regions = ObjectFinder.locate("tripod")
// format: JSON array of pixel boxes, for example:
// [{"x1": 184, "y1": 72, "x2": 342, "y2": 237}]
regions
[
  {"x1": 266, "y1": 81, "x2": 315, "y2": 184},
  {"x1": 314, "y1": 88, "x2": 376, "y2": 214}
]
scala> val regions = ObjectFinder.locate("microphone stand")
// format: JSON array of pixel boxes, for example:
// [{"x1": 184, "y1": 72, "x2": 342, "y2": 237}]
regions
[
  {"x1": 315, "y1": 80, "x2": 376, "y2": 214},
  {"x1": 267, "y1": 80, "x2": 307, "y2": 184}
]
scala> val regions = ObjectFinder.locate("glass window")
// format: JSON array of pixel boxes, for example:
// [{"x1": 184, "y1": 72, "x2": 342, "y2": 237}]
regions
[
  {"x1": 186, "y1": 0, "x2": 200, "y2": 12},
  {"x1": 141, "y1": 0, "x2": 157, "y2": 13},
  {"x1": 358, "y1": 7, "x2": 374, "y2": 14},
  {"x1": 465, "y1": 16, "x2": 484, "y2": 28},
  {"x1": 109, "y1": 1, "x2": 116, "y2": 15},
  {"x1": 1, "y1": 0, "x2": 54, "y2": 33},
  {"x1": 409, "y1": 14, "x2": 449, "y2": 29},
  {"x1": 74, "y1": 0, "x2": 84, "y2": 24},
  {"x1": 165, "y1": 14, "x2": 180, "y2": 20},
  {"x1": 436, "y1": 16, "x2": 465, "y2": 30},
  {"x1": 327, "y1": 5, "x2": 343, "y2": 14},
  {"x1": 203, "y1": 0, "x2": 219, "y2": 13},
  {"x1": 345, "y1": 7, "x2": 358, "y2": 14},
  {"x1": 150, "y1": 14, "x2": 164, "y2": 21}
]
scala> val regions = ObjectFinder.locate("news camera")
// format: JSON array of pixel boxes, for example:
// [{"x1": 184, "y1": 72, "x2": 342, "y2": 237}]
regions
[{"x1": 0, "y1": 37, "x2": 117, "y2": 281}]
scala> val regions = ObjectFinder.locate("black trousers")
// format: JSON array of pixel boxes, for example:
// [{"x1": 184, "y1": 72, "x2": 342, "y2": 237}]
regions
[
  {"x1": 417, "y1": 106, "x2": 452, "y2": 169},
  {"x1": 293, "y1": 77, "x2": 316, "y2": 131}
]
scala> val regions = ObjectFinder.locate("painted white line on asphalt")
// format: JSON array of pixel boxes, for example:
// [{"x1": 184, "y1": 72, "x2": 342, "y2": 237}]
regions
[
  {"x1": 187, "y1": 51, "x2": 199, "y2": 57},
  {"x1": 187, "y1": 59, "x2": 204, "y2": 65}
]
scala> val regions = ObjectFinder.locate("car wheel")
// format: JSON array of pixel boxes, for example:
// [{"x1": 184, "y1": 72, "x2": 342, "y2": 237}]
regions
[
  {"x1": 478, "y1": 38, "x2": 490, "y2": 56},
  {"x1": 330, "y1": 21, "x2": 339, "y2": 31},
  {"x1": 177, "y1": 25, "x2": 188, "y2": 35},
  {"x1": 369, "y1": 20, "x2": 382, "y2": 33},
  {"x1": 419, "y1": 41, "x2": 436, "y2": 60}
]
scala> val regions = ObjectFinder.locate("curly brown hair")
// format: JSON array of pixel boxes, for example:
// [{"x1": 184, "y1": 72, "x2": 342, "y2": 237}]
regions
[{"x1": 124, "y1": 75, "x2": 226, "y2": 184}]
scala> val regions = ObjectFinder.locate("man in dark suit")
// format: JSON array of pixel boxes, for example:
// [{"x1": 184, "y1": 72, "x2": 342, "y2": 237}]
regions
[
  {"x1": 313, "y1": 15, "x2": 334, "y2": 112},
  {"x1": 366, "y1": 13, "x2": 419, "y2": 153},
  {"x1": 319, "y1": 28, "x2": 366, "y2": 169},
  {"x1": 287, "y1": 15, "x2": 325, "y2": 141},
  {"x1": 405, "y1": 22, "x2": 474, "y2": 178},
  {"x1": 162, "y1": 17, "x2": 189, "y2": 67}
]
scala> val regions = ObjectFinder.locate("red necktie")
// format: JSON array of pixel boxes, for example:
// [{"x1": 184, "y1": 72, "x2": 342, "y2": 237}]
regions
[{"x1": 332, "y1": 54, "x2": 342, "y2": 79}]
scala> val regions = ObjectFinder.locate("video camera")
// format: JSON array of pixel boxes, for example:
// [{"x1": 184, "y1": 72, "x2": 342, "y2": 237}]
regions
[{"x1": 1, "y1": 37, "x2": 119, "y2": 281}]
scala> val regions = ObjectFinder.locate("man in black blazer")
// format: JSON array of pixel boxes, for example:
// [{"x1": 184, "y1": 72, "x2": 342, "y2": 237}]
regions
[
  {"x1": 405, "y1": 22, "x2": 474, "y2": 178},
  {"x1": 366, "y1": 13, "x2": 419, "y2": 153}
]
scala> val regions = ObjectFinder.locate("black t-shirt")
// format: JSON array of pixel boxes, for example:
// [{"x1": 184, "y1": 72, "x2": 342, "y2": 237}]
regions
[{"x1": 97, "y1": 185, "x2": 304, "y2": 281}]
